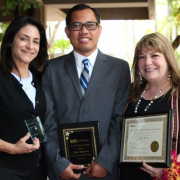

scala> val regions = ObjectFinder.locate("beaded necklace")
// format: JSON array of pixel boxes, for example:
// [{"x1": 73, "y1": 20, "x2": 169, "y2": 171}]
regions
[{"x1": 134, "y1": 82, "x2": 168, "y2": 113}]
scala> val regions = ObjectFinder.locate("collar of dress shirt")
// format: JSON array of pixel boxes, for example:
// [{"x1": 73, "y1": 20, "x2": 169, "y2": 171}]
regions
[{"x1": 73, "y1": 49, "x2": 98, "y2": 68}]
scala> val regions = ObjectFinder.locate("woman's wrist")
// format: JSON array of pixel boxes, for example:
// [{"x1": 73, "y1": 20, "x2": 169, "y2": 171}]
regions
[{"x1": 0, "y1": 139, "x2": 16, "y2": 154}]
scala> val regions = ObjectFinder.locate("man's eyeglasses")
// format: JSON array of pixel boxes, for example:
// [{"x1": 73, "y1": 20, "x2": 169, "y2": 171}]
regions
[{"x1": 68, "y1": 22, "x2": 100, "y2": 31}]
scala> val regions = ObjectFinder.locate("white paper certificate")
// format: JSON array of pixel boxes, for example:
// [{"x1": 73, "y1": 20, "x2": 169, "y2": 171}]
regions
[{"x1": 121, "y1": 114, "x2": 169, "y2": 163}]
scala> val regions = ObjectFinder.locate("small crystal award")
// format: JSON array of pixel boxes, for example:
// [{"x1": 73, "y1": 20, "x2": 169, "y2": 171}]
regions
[{"x1": 24, "y1": 116, "x2": 47, "y2": 143}]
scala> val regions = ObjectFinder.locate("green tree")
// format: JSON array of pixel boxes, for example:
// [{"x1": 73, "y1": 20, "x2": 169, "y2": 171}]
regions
[
  {"x1": 0, "y1": 23, "x2": 9, "y2": 47},
  {"x1": 167, "y1": 0, "x2": 180, "y2": 49},
  {"x1": 156, "y1": 0, "x2": 180, "y2": 62},
  {"x1": 50, "y1": 39, "x2": 71, "y2": 54},
  {"x1": 168, "y1": 0, "x2": 180, "y2": 21},
  {"x1": 1, "y1": 0, "x2": 42, "y2": 16}
]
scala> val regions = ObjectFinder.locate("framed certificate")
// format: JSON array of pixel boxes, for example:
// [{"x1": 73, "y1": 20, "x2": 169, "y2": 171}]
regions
[
  {"x1": 59, "y1": 121, "x2": 101, "y2": 171},
  {"x1": 119, "y1": 110, "x2": 172, "y2": 168}
]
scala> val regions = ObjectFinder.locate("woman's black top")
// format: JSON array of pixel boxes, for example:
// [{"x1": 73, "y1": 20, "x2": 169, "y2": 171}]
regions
[
  {"x1": 0, "y1": 72, "x2": 46, "y2": 169},
  {"x1": 120, "y1": 90, "x2": 180, "y2": 180}
]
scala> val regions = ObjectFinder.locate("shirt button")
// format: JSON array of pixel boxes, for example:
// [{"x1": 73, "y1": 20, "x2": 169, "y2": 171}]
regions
[
  {"x1": 32, "y1": 82, "x2": 34, "y2": 85},
  {"x1": 37, "y1": 101, "x2": 39, "y2": 103},
  {"x1": 80, "y1": 111, "x2": 84, "y2": 116},
  {"x1": 39, "y1": 155, "x2": 41, "y2": 157},
  {"x1": 37, "y1": 164, "x2": 39, "y2": 167},
  {"x1": 32, "y1": 115, "x2": 35, "y2": 117}
]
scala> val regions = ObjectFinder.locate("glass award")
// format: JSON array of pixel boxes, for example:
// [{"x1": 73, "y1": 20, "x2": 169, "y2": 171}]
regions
[{"x1": 24, "y1": 116, "x2": 47, "y2": 143}]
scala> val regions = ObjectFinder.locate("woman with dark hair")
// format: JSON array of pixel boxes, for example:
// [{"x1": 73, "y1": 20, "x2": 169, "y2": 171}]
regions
[
  {"x1": 0, "y1": 16, "x2": 48, "y2": 180},
  {"x1": 120, "y1": 33, "x2": 180, "y2": 179}
]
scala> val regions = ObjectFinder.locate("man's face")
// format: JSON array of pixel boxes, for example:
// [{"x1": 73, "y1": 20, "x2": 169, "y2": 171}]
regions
[{"x1": 65, "y1": 8, "x2": 102, "y2": 57}]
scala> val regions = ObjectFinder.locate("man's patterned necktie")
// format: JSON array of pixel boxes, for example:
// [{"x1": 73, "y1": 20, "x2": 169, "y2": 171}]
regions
[{"x1": 80, "y1": 59, "x2": 89, "y2": 96}]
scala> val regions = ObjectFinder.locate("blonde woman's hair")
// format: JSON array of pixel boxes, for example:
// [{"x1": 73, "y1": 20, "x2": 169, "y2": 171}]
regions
[{"x1": 130, "y1": 32, "x2": 180, "y2": 102}]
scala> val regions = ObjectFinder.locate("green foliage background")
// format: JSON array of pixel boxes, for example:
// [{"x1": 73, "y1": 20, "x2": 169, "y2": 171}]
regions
[
  {"x1": 50, "y1": 39, "x2": 71, "y2": 54},
  {"x1": 1, "y1": 0, "x2": 42, "y2": 16},
  {"x1": 0, "y1": 23, "x2": 9, "y2": 47},
  {"x1": 156, "y1": 0, "x2": 180, "y2": 62}
]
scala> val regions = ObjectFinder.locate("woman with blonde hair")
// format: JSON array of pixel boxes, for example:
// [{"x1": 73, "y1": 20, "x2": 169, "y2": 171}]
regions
[{"x1": 120, "y1": 32, "x2": 180, "y2": 179}]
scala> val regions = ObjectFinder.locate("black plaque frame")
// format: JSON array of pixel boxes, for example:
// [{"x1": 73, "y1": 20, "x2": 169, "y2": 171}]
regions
[
  {"x1": 59, "y1": 121, "x2": 101, "y2": 170},
  {"x1": 119, "y1": 110, "x2": 172, "y2": 168}
]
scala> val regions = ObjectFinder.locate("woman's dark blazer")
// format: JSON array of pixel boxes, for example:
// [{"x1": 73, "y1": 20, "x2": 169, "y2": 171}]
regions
[{"x1": 0, "y1": 71, "x2": 46, "y2": 169}]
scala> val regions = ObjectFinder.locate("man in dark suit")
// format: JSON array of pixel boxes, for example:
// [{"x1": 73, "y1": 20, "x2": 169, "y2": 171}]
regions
[{"x1": 42, "y1": 4, "x2": 130, "y2": 180}]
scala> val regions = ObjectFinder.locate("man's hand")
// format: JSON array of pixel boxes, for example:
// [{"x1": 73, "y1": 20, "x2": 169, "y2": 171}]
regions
[
  {"x1": 60, "y1": 163, "x2": 84, "y2": 180},
  {"x1": 83, "y1": 161, "x2": 108, "y2": 178}
]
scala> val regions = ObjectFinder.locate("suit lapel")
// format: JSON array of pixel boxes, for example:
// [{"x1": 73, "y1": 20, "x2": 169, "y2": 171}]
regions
[
  {"x1": 84, "y1": 50, "x2": 107, "y2": 98},
  {"x1": 66, "y1": 52, "x2": 83, "y2": 101}
]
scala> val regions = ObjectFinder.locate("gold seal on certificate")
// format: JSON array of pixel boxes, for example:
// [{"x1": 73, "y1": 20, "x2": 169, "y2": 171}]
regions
[
  {"x1": 150, "y1": 141, "x2": 159, "y2": 152},
  {"x1": 58, "y1": 121, "x2": 101, "y2": 172},
  {"x1": 119, "y1": 110, "x2": 172, "y2": 168}
]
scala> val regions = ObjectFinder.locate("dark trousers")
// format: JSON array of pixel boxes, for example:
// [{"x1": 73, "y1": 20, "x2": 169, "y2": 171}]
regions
[{"x1": 0, "y1": 166, "x2": 47, "y2": 180}]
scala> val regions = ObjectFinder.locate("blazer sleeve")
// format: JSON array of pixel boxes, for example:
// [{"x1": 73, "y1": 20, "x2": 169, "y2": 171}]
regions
[
  {"x1": 95, "y1": 61, "x2": 131, "y2": 173},
  {"x1": 42, "y1": 64, "x2": 70, "y2": 178}
]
